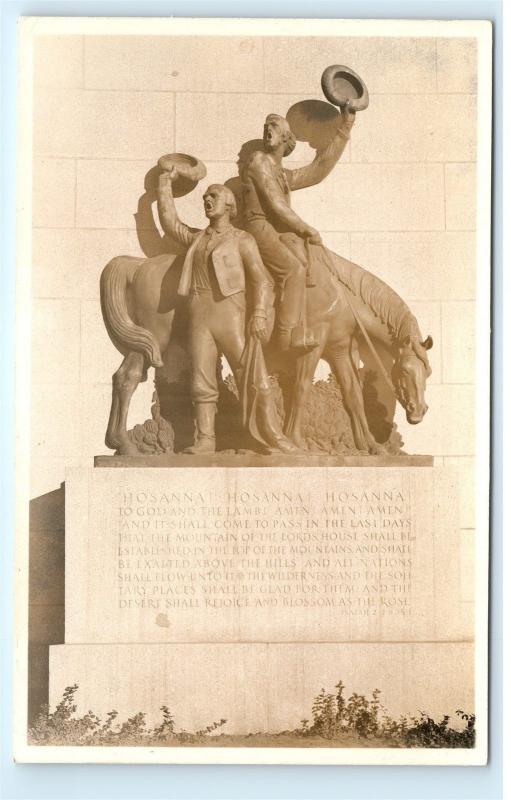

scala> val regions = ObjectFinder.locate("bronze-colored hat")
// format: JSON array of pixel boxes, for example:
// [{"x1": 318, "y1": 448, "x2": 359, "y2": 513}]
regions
[
  {"x1": 157, "y1": 152, "x2": 207, "y2": 197},
  {"x1": 321, "y1": 65, "x2": 369, "y2": 112}
]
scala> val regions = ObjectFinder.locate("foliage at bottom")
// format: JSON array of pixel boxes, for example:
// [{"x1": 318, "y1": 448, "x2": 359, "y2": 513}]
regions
[{"x1": 28, "y1": 681, "x2": 475, "y2": 749}]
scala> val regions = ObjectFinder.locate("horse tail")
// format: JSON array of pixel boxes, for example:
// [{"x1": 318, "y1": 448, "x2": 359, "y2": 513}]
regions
[{"x1": 100, "y1": 257, "x2": 163, "y2": 368}]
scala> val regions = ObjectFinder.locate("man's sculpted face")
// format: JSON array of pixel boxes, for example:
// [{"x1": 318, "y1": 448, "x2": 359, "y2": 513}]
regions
[
  {"x1": 202, "y1": 185, "x2": 230, "y2": 220},
  {"x1": 263, "y1": 116, "x2": 289, "y2": 154}
]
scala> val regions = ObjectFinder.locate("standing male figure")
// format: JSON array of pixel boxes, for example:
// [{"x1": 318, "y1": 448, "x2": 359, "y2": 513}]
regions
[
  {"x1": 241, "y1": 105, "x2": 355, "y2": 351},
  {"x1": 157, "y1": 169, "x2": 298, "y2": 455}
]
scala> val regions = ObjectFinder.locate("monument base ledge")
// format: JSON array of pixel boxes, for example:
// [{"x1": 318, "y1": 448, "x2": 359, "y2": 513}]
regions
[{"x1": 94, "y1": 453, "x2": 434, "y2": 468}]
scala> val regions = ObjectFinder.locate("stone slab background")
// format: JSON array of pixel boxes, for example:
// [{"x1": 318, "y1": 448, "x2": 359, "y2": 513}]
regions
[{"x1": 28, "y1": 33, "x2": 478, "y2": 722}]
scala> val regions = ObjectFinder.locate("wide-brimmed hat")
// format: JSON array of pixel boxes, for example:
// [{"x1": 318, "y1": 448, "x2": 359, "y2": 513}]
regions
[
  {"x1": 157, "y1": 153, "x2": 207, "y2": 197},
  {"x1": 321, "y1": 65, "x2": 369, "y2": 112}
]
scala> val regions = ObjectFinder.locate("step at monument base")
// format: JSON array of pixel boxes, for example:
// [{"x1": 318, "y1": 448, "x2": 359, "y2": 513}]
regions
[{"x1": 49, "y1": 642, "x2": 474, "y2": 735}]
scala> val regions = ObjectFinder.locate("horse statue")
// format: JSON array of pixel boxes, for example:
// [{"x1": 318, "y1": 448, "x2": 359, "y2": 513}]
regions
[{"x1": 100, "y1": 240, "x2": 432, "y2": 457}]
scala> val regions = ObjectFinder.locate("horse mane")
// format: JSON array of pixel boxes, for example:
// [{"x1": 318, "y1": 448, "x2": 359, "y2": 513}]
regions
[{"x1": 326, "y1": 251, "x2": 423, "y2": 346}]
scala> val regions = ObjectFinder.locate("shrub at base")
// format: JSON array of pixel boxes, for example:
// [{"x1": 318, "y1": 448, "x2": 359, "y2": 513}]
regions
[{"x1": 28, "y1": 682, "x2": 475, "y2": 748}]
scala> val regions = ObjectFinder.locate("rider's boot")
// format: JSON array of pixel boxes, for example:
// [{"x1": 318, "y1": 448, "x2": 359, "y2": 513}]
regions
[
  {"x1": 183, "y1": 403, "x2": 216, "y2": 454},
  {"x1": 276, "y1": 268, "x2": 318, "y2": 352}
]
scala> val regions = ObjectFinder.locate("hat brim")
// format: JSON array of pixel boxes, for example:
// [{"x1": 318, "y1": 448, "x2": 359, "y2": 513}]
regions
[
  {"x1": 321, "y1": 65, "x2": 369, "y2": 112},
  {"x1": 157, "y1": 153, "x2": 207, "y2": 197}
]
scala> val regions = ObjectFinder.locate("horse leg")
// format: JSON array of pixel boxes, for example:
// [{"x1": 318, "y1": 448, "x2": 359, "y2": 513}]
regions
[
  {"x1": 327, "y1": 343, "x2": 386, "y2": 455},
  {"x1": 106, "y1": 351, "x2": 146, "y2": 455},
  {"x1": 283, "y1": 344, "x2": 324, "y2": 448}
]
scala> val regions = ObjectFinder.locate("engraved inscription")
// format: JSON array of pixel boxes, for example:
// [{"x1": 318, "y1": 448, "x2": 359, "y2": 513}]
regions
[{"x1": 116, "y1": 486, "x2": 416, "y2": 618}]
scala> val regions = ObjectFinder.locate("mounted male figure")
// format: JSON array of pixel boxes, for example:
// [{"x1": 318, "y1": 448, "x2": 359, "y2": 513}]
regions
[{"x1": 241, "y1": 104, "x2": 355, "y2": 351}]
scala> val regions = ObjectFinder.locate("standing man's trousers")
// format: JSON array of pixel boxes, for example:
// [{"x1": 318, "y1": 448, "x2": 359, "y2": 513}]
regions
[{"x1": 188, "y1": 288, "x2": 246, "y2": 404}]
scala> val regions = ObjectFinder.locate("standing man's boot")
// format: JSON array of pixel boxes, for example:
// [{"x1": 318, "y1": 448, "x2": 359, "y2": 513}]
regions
[{"x1": 184, "y1": 403, "x2": 216, "y2": 454}]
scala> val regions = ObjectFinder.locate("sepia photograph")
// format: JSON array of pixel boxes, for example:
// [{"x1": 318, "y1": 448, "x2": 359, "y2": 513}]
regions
[{"x1": 13, "y1": 16, "x2": 492, "y2": 765}]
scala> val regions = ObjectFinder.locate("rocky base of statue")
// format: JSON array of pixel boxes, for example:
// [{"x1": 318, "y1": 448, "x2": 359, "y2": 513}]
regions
[
  {"x1": 125, "y1": 371, "x2": 407, "y2": 458},
  {"x1": 126, "y1": 392, "x2": 175, "y2": 455}
]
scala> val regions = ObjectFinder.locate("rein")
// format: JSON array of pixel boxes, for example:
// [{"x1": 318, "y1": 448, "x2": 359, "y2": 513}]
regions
[{"x1": 312, "y1": 245, "x2": 398, "y2": 397}]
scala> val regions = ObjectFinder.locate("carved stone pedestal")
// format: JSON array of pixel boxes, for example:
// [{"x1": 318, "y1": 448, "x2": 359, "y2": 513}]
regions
[{"x1": 49, "y1": 464, "x2": 473, "y2": 733}]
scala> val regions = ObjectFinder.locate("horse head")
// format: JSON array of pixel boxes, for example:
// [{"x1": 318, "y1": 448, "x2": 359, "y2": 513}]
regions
[{"x1": 392, "y1": 335, "x2": 433, "y2": 425}]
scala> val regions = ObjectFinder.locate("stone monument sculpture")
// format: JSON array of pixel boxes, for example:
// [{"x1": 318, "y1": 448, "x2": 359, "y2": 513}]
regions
[
  {"x1": 100, "y1": 65, "x2": 433, "y2": 458},
  {"x1": 46, "y1": 60, "x2": 471, "y2": 749}
]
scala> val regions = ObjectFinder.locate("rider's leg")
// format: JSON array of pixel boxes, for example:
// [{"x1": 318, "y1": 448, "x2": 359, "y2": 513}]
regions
[
  {"x1": 278, "y1": 232, "x2": 308, "y2": 268},
  {"x1": 246, "y1": 220, "x2": 317, "y2": 351},
  {"x1": 279, "y1": 268, "x2": 308, "y2": 350}
]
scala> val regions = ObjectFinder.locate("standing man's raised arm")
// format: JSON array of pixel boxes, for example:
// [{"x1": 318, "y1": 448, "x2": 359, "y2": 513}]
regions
[
  {"x1": 157, "y1": 170, "x2": 198, "y2": 248},
  {"x1": 286, "y1": 104, "x2": 356, "y2": 191}
]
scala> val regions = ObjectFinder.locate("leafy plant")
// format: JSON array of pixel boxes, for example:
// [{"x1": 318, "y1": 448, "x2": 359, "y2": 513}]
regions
[
  {"x1": 404, "y1": 710, "x2": 476, "y2": 748},
  {"x1": 28, "y1": 683, "x2": 475, "y2": 749},
  {"x1": 299, "y1": 682, "x2": 475, "y2": 748},
  {"x1": 28, "y1": 685, "x2": 227, "y2": 747}
]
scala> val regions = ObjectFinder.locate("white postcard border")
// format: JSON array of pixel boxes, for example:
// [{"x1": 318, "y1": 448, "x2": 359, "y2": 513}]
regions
[{"x1": 13, "y1": 15, "x2": 492, "y2": 766}]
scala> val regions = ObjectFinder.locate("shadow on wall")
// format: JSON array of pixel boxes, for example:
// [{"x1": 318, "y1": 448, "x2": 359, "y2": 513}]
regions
[
  {"x1": 135, "y1": 165, "x2": 184, "y2": 258},
  {"x1": 28, "y1": 485, "x2": 65, "y2": 726},
  {"x1": 359, "y1": 339, "x2": 397, "y2": 444}
]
